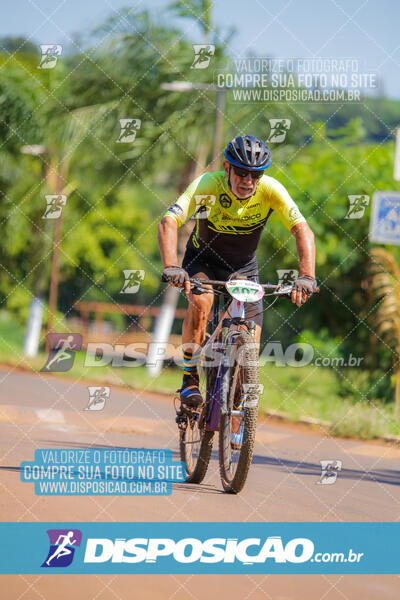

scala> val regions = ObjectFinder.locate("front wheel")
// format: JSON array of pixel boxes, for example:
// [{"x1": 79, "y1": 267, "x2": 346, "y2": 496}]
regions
[
  {"x1": 219, "y1": 330, "x2": 259, "y2": 494},
  {"x1": 179, "y1": 362, "x2": 215, "y2": 484}
]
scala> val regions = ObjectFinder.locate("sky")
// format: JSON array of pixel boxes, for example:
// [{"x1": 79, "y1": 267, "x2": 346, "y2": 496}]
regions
[{"x1": 2, "y1": 0, "x2": 400, "y2": 98}]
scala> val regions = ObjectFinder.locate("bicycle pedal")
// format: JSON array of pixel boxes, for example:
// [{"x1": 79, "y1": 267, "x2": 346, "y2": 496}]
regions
[{"x1": 175, "y1": 410, "x2": 188, "y2": 430}]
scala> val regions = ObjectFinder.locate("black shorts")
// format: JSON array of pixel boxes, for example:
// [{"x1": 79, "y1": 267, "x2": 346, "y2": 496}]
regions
[{"x1": 182, "y1": 248, "x2": 263, "y2": 327}]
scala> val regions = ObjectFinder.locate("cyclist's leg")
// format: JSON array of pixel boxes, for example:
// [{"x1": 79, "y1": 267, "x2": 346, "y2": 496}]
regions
[
  {"x1": 180, "y1": 252, "x2": 215, "y2": 406},
  {"x1": 182, "y1": 271, "x2": 214, "y2": 348}
]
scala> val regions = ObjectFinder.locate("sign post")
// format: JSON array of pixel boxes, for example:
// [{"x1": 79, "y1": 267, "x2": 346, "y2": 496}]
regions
[{"x1": 394, "y1": 127, "x2": 400, "y2": 182}]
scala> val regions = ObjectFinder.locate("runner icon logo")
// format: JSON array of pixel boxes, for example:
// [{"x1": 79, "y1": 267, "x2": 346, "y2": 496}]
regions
[
  {"x1": 43, "y1": 194, "x2": 67, "y2": 219},
  {"x1": 120, "y1": 269, "x2": 145, "y2": 293},
  {"x1": 116, "y1": 119, "x2": 141, "y2": 143},
  {"x1": 37, "y1": 45, "x2": 62, "y2": 69},
  {"x1": 345, "y1": 195, "x2": 369, "y2": 219},
  {"x1": 317, "y1": 460, "x2": 342, "y2": 485},
  {"x1": 242, "y1": 383, "x2": 264, "y2": 408},
  {"x1": 42, "y1": 529, "x2": 82, "y2": 567},
  {"x1": 277, "y1": 269, "x2": 298, "y2": 286},
  {"x1": 41, "y1": 334, "x2": 82, "y2": 372},
  {"x1": 193, "y1": 195, "x2": 216, "y2": 219},
  {"x1": 267, "y1": 119, "x2": 291, "y2": 143},
  {"x1": 191, "y1": 44, "x2": 215, "y2": 69},
  {"x1": 85, "y1": 386, "x2": 110, "y2": 411}
]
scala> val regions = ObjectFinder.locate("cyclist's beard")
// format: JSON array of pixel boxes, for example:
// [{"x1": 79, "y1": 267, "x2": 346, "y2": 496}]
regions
[{"x1": 228, "y1": 167, "x2": 258, "y2": 200}]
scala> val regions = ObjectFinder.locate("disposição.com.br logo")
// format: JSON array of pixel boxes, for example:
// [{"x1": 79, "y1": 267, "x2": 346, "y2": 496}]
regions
[{"x1": 41, "y1": 529, "x2": 82, "y2": 568}]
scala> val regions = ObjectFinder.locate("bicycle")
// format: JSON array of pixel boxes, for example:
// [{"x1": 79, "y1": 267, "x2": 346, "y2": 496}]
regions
[{"x1": 176, "y1": 276, "x2": 305, "y2": 494}]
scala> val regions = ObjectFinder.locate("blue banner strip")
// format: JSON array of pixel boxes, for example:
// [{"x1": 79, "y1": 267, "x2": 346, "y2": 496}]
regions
[{"x1": 0, "y1": 522, "x2": 397, "y2": 574}]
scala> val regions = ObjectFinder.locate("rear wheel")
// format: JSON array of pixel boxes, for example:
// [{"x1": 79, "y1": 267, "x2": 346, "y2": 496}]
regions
[
  {"x1": 219, "y1": 330, "x2": 259, "y2": 494},
  {"x1": 179, "y1": 361, "x2": 214, "y2": 484}
]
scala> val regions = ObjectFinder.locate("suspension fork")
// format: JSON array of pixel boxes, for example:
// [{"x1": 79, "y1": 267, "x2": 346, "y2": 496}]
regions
[
  {"x1": 205, "y1": 339, "x2": 231, "y2": 430},
  {"x1": 202, "y1": 298, "x2": 247, "y2": 427},
  {"x1": 219, "y1": 340, "x2": 232, "y2": 416}
]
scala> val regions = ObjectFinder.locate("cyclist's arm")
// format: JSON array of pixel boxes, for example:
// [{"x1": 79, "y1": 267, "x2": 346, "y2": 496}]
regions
[
  {"x1": 290, "y1": 222, "x2": 315, "y2": 306},
  {"x1": 158, "y1": 177, "x2": 204, "y2": 293},
  {"x1": 157, "y1": 217, "x2": 191, "y2": 296},
  {"x1": 266, "y1": 177, "x2": 316, "y2": 303},
  {"x1": 290, "y1": 221, "x2": 315, "y2": 278},
  {"x1": 158, "y1": 174, "x2": 210, "y2": 266},
  {"x1": 268, "y1": 179, "x2": 315, "y2": 277},
  {"x1": 158, "y1": 216, "x2": 179, "y2": 268},
  {"x1": 158, "y1": 185, "x2": 195, "y2": 268}
]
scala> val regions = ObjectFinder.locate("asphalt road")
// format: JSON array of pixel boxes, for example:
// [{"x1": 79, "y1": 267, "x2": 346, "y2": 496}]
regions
[{"x1": 0, "y1": 368, "x2": 399, "y2": 599}]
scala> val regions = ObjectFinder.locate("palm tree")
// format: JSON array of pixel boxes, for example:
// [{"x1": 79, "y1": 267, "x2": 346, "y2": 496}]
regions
[
  {"x1": 368, "y1": 247, "x2": 400, "y2": 413},
  {"x1": 0, "y1": 50, "x2": 117, "y2": 345},
  {"x1": 169, "y1": 0, "x2": 212, "y2": 40}
]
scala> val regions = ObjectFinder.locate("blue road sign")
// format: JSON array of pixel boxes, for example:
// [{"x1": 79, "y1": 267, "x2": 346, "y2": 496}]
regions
[{"x1": 369, "y1": 191, "x2": 400, "y2": 245}]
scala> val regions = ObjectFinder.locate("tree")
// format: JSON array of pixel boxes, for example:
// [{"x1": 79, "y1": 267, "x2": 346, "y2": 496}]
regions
[
  {"x1": 367, "y1": 248, "x2": 400, "y2": 410},
  {"x1": 169, "y1": 0, "x2": 212, "y2": 39}
]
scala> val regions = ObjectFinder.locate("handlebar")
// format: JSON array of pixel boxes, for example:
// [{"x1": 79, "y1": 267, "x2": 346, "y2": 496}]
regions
[
  {"x1": 189, "y1": 277, "x2": 319, "y2": 295},
  {"x1": 190, "y1": 278, "x2": 279, "y2": 290}
]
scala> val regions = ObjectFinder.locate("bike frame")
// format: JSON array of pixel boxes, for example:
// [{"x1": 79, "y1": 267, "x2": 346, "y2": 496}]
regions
[
  {"x1": 178, "y1": 276, "x2": 318, "y2": 491},
  {"x1": 200, "y1": 293, "x2": 247, "y2": 432},
  {"x1": 193, "y1": 276, "x2": 308, "y2": 432}
]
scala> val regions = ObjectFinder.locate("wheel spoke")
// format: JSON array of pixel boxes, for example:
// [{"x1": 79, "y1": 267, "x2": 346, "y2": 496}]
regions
[
  {"x1": 179, "y1": 363, "x2": 215, "y2": 483},
  {"x1": 218, "y1": 330, "x2": 259, "y2": 493}
]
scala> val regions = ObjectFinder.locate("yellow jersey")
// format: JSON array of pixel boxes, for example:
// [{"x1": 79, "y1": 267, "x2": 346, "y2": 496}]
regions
[{"x1": 164, "y1": 170, "x2": 305, "y2": 264}]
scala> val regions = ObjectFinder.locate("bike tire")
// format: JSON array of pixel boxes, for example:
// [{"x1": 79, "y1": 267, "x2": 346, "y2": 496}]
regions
[
  {"x1": 179, "y1": 364, "x2": 215, "y2": 484},
  {"x1": 219, "y1": 330, "x2": 259, "y2": 494}
]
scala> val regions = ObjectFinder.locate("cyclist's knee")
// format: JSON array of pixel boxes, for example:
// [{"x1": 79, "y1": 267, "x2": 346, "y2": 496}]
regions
[{"x1": 188, "y1": 292, "x2": 213, "y2": 321}]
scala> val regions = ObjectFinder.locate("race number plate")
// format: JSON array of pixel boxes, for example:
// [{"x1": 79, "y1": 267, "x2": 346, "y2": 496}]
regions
[{"x1": 225, "y1": 279, "x2": 264, "y2": 303}]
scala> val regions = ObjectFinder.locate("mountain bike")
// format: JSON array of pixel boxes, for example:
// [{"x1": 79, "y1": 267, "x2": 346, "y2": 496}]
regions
[{"x1": 176, "y1": 276, "x2": 301, "y2": 494}]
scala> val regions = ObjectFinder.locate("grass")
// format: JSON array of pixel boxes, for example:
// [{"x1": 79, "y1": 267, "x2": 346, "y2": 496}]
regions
[
  {"x1": 257, "y1": 364, "x2": 400, "y2": 439},
  {"x1": 0, "y1": 310, "x2": 25, "y2": 353},
  {"x1": 0, "y1": 310, "x2": 398, "y2": 440}
]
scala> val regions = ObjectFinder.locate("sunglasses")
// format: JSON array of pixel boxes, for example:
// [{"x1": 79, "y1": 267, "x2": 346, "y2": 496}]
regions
[{"x1": 231, "y1": 165, "x2": 263, "y2": 180}]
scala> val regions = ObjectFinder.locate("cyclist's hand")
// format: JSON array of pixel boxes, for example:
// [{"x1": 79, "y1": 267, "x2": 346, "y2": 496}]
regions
[
  {"x1": 161, "y1": 266, "x2": 190, "y2": 297},
  {"x1": 291, "y1": 275, "x2": 316, "y2": 306}
]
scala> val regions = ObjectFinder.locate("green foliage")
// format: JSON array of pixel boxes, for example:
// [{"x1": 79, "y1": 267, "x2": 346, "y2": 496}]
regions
[
  {"x1": 0, "y1": 54, "x2": 44, "y2": 154},
  {"x1": 257, "y1": 137, "x2": 397, "y2": 350},
  {"x1": 0, "y1": 37, "x2": 38, "y2": 56},
  {"x1": 295, "y1": 328, "x2": 342, "y2": 359},
  {"x1": 168, "y1": 0, "x2": 212, "y2": 37},
  {"x1": 336, "y1": 368, "x2": 393, "y2": 404},
  {"x1": 0, "y1": 9, "x2": 400, "y2": 417},
  {"x1": 0, "y1": 310, "x2": 25, "y2": 353}
]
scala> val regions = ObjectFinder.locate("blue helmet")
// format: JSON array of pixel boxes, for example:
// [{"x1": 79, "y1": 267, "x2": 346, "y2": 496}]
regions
[{"x1": 224, "y1": 135, "x2": 271, "y2": 171}]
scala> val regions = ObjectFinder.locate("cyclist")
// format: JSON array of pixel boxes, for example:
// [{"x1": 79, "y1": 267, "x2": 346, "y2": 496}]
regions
[{"x1": 158, "y1": 135, "x2": 316, "y2": 407}]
